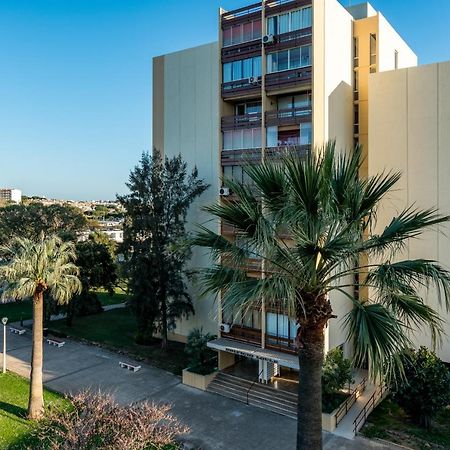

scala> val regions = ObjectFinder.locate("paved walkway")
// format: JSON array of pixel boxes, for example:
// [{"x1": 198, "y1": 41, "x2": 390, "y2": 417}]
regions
[{"x1": 0, "y1": 327, "x2": 396, "y2": 450}]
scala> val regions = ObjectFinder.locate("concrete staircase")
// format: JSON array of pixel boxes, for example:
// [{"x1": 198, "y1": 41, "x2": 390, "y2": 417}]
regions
[{"x1": 207, "y1": 372, "x2": 297, "y2": 419}]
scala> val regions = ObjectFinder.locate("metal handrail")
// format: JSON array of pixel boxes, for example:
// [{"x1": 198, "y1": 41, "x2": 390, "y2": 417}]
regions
[
  {"x1": 246, "y1": 369, "x2": 265, "y2": 405},
  {"x1": 335, "y1": 377, "x2": 367, "y2": 427},
  {"x1": 352, "y1": 383, "x2": 387, "y2": 435}
]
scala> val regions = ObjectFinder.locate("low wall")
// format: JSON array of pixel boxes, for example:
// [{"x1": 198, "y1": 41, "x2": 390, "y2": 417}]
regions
[{"x1": 182, "y1": 369, "x2": 218, "y2": 391}]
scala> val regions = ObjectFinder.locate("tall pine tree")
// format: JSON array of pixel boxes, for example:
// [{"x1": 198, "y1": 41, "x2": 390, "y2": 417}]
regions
[{"x1": 118, "y1": 151, "x2": 208, "y2": 349}]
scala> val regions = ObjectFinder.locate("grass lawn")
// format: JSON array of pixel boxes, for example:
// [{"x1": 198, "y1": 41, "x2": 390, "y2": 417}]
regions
[
  {"x1": 0, "y1": 289, "x2": 128, "y2": 325},
  {"x1": 0, "y1": 300, "x2": 32, "y2": 324},
  {"x1": 95, "y1": 288, "x2": 129, "y2": 306},
  {"x1": 361, "y1": 398, "x2": 450, "y2": 449},
  {"x1": 49, "y1": 308, "x2": 189, "y2": 376},
  {"x1": 0, "y1": 372, "x2": 66, "y2": 450}
]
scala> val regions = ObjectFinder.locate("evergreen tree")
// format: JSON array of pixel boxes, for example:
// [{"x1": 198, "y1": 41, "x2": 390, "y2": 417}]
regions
[{"x1": 118, "y1": 151, "x2": 208, "y2": 349}]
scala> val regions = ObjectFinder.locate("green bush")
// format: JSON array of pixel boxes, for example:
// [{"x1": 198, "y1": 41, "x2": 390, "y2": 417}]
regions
[
  {"x1": 185, "y1": 328, "x2": 217, "y2": 375},
  {"x1": 322, "y1": 347, "x2": 353, "y2": 396},
  {"x1": 391, "y1": 347, "x2": 450, "y2": 428}
]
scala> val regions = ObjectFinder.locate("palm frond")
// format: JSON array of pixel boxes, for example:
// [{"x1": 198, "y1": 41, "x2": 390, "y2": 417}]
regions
[{"x1": 344, "y1": 301, "x2": 411, "y2": 380}]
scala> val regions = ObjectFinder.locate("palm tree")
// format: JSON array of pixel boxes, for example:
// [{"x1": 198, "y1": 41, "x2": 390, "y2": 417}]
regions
[
  {"x1": 194, "y1": 143, "x2": 450, "y2": 450},
  {"x1": 0, "y1": 234, "x2": 81, "y2": 419}
]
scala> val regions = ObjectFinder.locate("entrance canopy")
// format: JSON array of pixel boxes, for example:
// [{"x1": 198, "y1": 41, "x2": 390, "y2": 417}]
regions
[{"x1": 208, "y1": 338, "x2": 299, "y2": 370}]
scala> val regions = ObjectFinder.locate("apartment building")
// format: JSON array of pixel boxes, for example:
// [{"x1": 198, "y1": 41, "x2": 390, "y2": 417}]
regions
[
  {"x1": 153, "y1": 0, "x2": 450, "y2": 388},
  {"x1": 0, "y1": 188, "x2": 22, "y2": 204}
]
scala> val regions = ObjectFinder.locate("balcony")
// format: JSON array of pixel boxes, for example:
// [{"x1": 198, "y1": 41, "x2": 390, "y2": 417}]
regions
[
  {"x1": 265, "y1": 106, "x2": 312, "y2": 127},
  {"x1": 222, "y1": 77, "x2": 262, "y2": 100},
  {"x1": 265, "y1": 67, "x2": 312, "y2": 92},
  {"x1": 222, "y1": 40, "x2": 262, "y2": 63},
  {"x1": 221, "y1": 148, "x2": 262, "y2": 166},
  {"x1": 265, "y1": 0, "x2": 311, "y2": 16},
  {"x1": 223, "y1": 324, "x2": 262, "y2": 345},
  {"x1": 221, "y1": 2, "x2": 262, "y2": 27},
  {"x1": 221, "y1": 113, "x2": 262, "y2": 131},
  {"x1": 265, "y1": 334, "x2": 297, "y2": 354},
  {"x1": 265, "y1": 145, "x2": 311, "y2": 160},
  {"x1": 265, "y1": 27, "x2": 312, "y2": 52}
]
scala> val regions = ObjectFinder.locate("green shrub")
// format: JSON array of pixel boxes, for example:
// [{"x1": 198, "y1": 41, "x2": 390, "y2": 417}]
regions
[
  {"x1": 322, "y1": 347, "x2": 353, "y2": 396},
  {"x1": 391, "y1": 347, "x2": 450, "y2": 428},
  {"x1": 185, "y1": 328, "x2": 217, "y2": 375}
]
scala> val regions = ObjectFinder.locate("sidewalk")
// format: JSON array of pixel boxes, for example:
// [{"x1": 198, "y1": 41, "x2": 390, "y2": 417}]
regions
[{"x1": 0, "y1": 329, "x2": 396, "y2": 450}]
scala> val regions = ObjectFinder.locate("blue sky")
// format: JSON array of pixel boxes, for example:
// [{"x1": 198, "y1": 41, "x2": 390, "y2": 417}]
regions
[{"x1": 0, "y1": 0, "x2": 449, "y2": 200}]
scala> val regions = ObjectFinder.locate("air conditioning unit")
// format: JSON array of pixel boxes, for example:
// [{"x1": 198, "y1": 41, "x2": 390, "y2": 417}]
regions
[
  {"x1": 262, "y1": 34, "x2": 275, "y2": 45},
  {"x1": 248, "y1": 76, "x2": 259, "y2": 85},
  {"x1": 220, "y1": 323, "x2": 231, "y2": 333},
  {"x1": 219, "y1": 187, "x2": 230, "y2": 196}
]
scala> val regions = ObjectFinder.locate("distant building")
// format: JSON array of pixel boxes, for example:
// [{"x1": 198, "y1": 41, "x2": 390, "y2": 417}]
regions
[{"x1": 0, "y1": 189, "x2": 22, "y2": 204}]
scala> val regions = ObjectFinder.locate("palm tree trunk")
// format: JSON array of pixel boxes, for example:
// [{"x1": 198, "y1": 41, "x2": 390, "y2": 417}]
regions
[
  {"x1": 297, "y1": 324, "x2": 325, "y2": 450},
  {"x1": 28, "y1": 289, "x2": 44, "y2": 420}
]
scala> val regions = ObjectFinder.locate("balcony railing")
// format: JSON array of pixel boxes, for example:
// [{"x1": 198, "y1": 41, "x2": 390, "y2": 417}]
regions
[
  {"x1": 223, "y1": 324, "x2": 262, "y2": 345},
  {"x1": 221, "y1": 148, "x2": 262, "y2": 166},
  {"x1": 265, "y1": 145, "x2": 311, "y2": 159},
  {"x1": 266, "y1": 0, "x2": 311, "y2": 16},
  {"x1": 265, "y1": 106, "x2": 311, "y2": 127},
  {"x1": 265, "y1": 27, "x2": 312, "y2": 52},
  {"x1": 265, "y1": 67, "x2": 312, "y2": 92},
  {"x1": 222, "y1": 77, "x2": 262, "y2": 99},
  {"x1": 221, "y1": 2, "x2": 262, "y2": 27},
  {"x1": 265, "y1": 334, "x2": 297, "y2": 354},
  {"x1": 222, "y1": 113, "x2": 262, "y2": 131},
  {"x1": 222, "y1": 40, "x2": 262, "y2": 63}
]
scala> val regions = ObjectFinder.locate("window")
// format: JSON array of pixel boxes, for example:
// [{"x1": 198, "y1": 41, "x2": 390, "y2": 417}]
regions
[
  {"x1": 223, "y1": 27, "x2": 232, "y2": 47},
  {"x1": 267, "y1": 126, "x2": 278, "y2": 147},
  {"x1": 301, "y1": 45, "x2": 311, "y2": 67},
  {"x1": 243, "y1": 22, "x2": 253, "y2": 43},
  {"x1": 235, "y1": 102, "x2": 262, "y2": 116},
  {"x1": 266, "y1": 6, "x2": 312, "y2": 35},
  {"x1": 290, "y1": 47, "x2": 301, "y2": 69},
  {"x1": 232, "y1": 25, "x2": 242, "y2": 45},
  {"x1": 253, "y1": 19, "x2": 262, "y2": 40},
  {"x1": 222, "y1": 19, "x2": 263, "y2": 47},
  {"x1": 223, "y1": 56, "x2": 262, "y2": 82},
  {"x1": 278, "y1": 13, "x2": 289, "y2": 34},
  {"x1": 266, "y1": 312, "x2": 297, "y2": 340},
  {"x1": 354, "y1": 104, "x2": 359, "y2": 135},
  {"x1": 302, "y1": 7, "x2": 312, "y2": 28},
  {"x1": 223, "y1": 128, "x2": 262, "y2": 150},
  {"x1": 223, "y1": 63, "x2": 232, "y2": 82},
  {"x1": 278, "y1": 129, "x2": 300, "y2": 146},
  {"x1": 278, "y1": 92, "x2": 311, "y2": 110},
  {"x1": 353, "y1": 37, "x2": 359, "y2": 68},
  {"x1": 242, "y1": 58, "x2": 252, "y2": 78},
  {"x1": 232, "y1": 60, "x2": 242, "y2": 80},
  {"x1": 300, "y1": 122, "x2": 312, "y2": 145},
  {"x1": 278, "y1": 50, "x2": 289, "y2": 71},
  {"x1": 266, "y1": 45, "x2": 311, "y2": 73},
  {"x1": 370, "y1": 33, "x2": 377, "y2": 66}
]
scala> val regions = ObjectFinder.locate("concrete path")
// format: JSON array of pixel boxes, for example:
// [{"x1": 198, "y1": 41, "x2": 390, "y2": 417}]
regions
[{"x1": 0, "y1": 328, "x2": 396, "y2": 450}]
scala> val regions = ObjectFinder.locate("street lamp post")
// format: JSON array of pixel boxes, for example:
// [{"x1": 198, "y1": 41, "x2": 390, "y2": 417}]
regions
[{"x1": 2, "y1": 317, "x2": 7, "y2": 374}]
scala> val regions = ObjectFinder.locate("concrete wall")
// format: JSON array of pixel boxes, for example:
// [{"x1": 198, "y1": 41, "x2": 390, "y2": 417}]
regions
[
  {"x1": 313, "y1": 0, "x2": 354, "y2": 151},
  {"x1": 153, "y1": 43, "x2": 220, "y2": 338},
  {"x1": 369, "y1": 62, "x2": 450, "y2": 362},
  {"x1": 313, "y1": 0, "x2": 354, "y2": 356},
  {"x1": 378, "y1": 14, "x2": 417, "y2": 72}
]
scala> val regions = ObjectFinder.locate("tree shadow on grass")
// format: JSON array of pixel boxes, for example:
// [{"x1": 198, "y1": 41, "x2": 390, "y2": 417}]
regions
[{"x1": 0, "y1": 400, "x2": 27, "y2": 419}]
